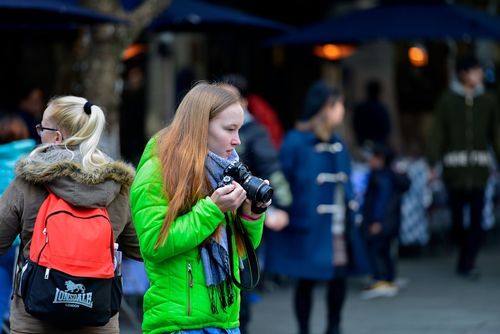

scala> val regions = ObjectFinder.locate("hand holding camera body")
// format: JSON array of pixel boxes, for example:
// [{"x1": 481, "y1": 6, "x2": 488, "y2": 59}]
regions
[{"x1": 218, "y1": 161, "x2": 273, "y2": 214}]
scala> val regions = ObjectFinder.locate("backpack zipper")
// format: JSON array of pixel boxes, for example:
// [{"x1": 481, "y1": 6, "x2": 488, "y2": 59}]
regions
[
  {"x1": 187, "y1": 263, "x2": 193, "y2": 316},
  {"x1": 40, "y1": 227, "x2": 50, "y2": 279}
]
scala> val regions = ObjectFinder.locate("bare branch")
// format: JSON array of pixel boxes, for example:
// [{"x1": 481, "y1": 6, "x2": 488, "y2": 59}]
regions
[
  {"x1": 127, "y1": 0, "x2": 173, "y2": 40},
  {"x1": 80, "y1": 0, "x2": 126, "y2": 18}
]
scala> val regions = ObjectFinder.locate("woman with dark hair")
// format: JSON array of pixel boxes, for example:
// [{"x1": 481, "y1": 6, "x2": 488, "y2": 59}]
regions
[
  {"x1": 130, "y1": 83, "x2": 268, "y2": 334},
  {"x1": 266, "y1": 81, "x2": 369, "y2": 334}
]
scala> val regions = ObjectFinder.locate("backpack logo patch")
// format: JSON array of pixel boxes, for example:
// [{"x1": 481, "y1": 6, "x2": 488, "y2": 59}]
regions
[{"x1": 53, "y1": 280, "x2": 93, "y2": 308}]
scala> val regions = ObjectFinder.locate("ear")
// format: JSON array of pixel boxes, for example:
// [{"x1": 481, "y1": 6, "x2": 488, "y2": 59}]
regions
[{"x1": 55, "y1": 131, "x2": 64, "y2": 144}]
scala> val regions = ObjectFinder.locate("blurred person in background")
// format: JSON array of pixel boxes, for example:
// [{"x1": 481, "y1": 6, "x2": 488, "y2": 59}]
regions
[
  {"x1": 14, "y1": 85, "x2": 45, "y2": 143},
  {"x1": 120, "y1": 64, "x2": 147, "y2": 166},
  {"x1": 219, "y1": 75, "x2": 292, "y2": 334},
  {"x1": 428, "y1": 54, "x2": 500, "y2": 280},
  {"x1": 266, "y1": 81, "x2": 369, "y2": 334},
  {"x1": 360, "y1": 142, "x2": 410, "y2": 299},
  {"x1": 352, "y1": 80, "x2": 392, "y2": 147},
  {"x1": 0, "y1": 113, "x2": 36, "y2": 332}
]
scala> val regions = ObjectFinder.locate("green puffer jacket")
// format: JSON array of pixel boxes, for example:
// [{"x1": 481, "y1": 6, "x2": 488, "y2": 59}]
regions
[
  {"x1": 428, "y1": 81, "x2": 500, "y2": 190},
  {"x1": 130, "y1": 137, "x2": 264, "y2": 334}
]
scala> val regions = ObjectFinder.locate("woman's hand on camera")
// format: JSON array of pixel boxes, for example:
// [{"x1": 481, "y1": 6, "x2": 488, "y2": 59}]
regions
[
  {"x1": 240, "y1": 179, "x2": 271, "y2": 219},
  {"x1": 211, "y1": 181, "x2": 247, "y2": 213},
  {"x1": 241, "y1": 198, "x2": 272, "y2": 219}
]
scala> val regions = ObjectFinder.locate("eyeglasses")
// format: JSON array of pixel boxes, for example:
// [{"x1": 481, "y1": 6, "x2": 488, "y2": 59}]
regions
[{"x1": 35, "y1": 124, "x2": 59, "y2": 136}]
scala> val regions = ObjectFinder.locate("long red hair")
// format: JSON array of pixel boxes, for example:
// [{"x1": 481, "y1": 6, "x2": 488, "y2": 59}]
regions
[{"x1": 155, "y1": 83, "x2": 243, "y2": 251}]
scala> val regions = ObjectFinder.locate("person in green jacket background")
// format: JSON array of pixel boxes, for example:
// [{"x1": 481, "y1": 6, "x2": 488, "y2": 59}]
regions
[
  {"x1": 130, "y1": 83, "x2": 267, "y2": 334},
  {"x1": 428, "y1": 54, "x2": 500, "y2": 280}
]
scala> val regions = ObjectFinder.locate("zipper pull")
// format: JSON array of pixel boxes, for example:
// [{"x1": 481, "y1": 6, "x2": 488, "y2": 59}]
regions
[
  {"x1": 44, "y1": 268, "x2": 50, "y2": 279},
  {"x1": 43, "y1": 228, "x2": 48, "y2": 243},
  {"x1": 187, "y1": 263, "x2": 193, "y2": 287}
]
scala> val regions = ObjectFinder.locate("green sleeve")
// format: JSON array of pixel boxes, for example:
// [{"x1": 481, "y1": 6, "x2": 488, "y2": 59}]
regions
[
  {"x1": 130, "y1": 157, "x2": 224, "y2": 263},
  {"x1": 239, "y1": 214, "x2": 265, "y2": 249}
]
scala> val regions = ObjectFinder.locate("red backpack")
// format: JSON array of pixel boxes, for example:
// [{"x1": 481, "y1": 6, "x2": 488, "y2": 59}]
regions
[{"x1": 20, "y1": 192, "x2": 122, "y2": 328}]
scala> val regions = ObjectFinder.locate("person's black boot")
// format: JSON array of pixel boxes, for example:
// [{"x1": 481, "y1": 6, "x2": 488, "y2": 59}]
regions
[
  {"x1": 325, "y1": 324, "x2": 341, "y2": 334},
  {"x1": 298, "y1": 328, "x2": 309, "y2": 334}
]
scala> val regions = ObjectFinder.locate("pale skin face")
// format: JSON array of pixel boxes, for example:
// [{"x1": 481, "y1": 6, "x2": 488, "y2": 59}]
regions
[
  {"x1": 207, "y1": 103, "x2": 244, "y2": 158},
  {"x1": 311, "y1": 99, "x2": 345, "y2": 141},
  {"x1": 459, "y1": 67, "x2": 484, "y2": 90},
  {"x1": 37, "y1": 105, "x2": 65, "y2": 144},
  {"x1": 323, "y1": 99, "x2": 345, "y2": 128},
  {"x1": 207, "y1": 101, "x2": 270, "y2": 217}
]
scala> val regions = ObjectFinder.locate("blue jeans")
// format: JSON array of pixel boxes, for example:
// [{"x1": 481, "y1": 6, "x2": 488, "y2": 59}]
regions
[{"x1": 170, "y1": 328, "x2": 240, "y2": 334}]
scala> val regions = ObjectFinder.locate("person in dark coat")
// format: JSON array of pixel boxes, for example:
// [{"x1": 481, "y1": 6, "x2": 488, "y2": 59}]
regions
[
  {"x1": 266, "y1": 81, "x2": 369, "y2": 334},
  {"x1": 360, "y1": 142, "x2": 410, "y2": 299},
  {"x1": 428, "y1": 55, "x2": 500, "y2": 280},
  {"x1": 352, "y1": 80, "x2": 391, "y2": 146},
  {"x1": 14, "y1": 85, "x2": 45, "y2": 143}
]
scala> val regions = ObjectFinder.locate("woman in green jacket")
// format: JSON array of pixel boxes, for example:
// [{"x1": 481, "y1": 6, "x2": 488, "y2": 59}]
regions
[{"x1": 130, "y1": 83, "x2": 266, "y2": 334}]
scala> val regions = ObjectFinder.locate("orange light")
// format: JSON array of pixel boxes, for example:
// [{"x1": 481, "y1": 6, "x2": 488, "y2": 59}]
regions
[
  {"x1": 313, "y1": 44, "x2": 355, "y2": 61},
  {"x1": 408, "y1": 46, "x2": 428, "y2": 67},
  {"x1": 122, "y1": 43, "x2": 147, "y2": 61}
]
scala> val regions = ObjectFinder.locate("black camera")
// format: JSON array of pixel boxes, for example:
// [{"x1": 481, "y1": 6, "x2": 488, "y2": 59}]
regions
[{"x1": 218, "y1": 161, "x2": 273, "y2": 204}]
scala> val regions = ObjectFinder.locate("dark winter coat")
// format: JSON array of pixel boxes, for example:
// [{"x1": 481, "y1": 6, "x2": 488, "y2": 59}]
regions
[
  {"x1": 361, "y1": 168, "x2": 410, "y2": 240},
  {"x1": 236, "y1": 116, "x2": 292, "y2": 209},
  {"x1": 428, "y1": 81, "x2": 500, "y2": 190},
  {"x1": 352, "y1": 99, "x2": 391, "y2": 145},
  {"x1": 265, "y1": 130, "x2": 369, "y2": 280}
]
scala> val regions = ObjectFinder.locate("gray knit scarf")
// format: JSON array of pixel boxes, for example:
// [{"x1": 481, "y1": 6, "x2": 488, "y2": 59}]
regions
[{"x1": 202, "y1": 150, "x2": 239, "y2": 313}]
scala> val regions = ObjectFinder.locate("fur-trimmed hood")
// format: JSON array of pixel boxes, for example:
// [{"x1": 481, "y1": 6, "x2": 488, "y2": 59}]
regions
[{"x1": 15, "y1": 145, "x2": 135, "y2": 208}]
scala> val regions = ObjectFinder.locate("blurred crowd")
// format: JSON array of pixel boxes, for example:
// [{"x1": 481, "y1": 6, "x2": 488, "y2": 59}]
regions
[{"x1": 0, "y1": 53, "x2": 499, "y2": 334}]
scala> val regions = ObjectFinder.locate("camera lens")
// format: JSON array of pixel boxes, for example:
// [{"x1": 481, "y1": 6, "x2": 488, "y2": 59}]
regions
[
  {"x1": 255, "y1": 183, "x2": 273, "y2": 203},
  {"x1": 243, "y1": 176, "x2": 273, "y2": 203}
]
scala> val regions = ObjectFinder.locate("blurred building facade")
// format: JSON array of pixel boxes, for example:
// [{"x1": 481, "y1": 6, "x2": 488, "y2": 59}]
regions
[{"x1": 0, "y1": 0, "x2": 498, "y2": 159}]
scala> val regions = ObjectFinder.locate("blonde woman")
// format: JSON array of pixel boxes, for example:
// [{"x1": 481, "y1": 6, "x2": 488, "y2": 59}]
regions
[{"x1": 0, "y1": 96, "x2": 141, "y2": 334}]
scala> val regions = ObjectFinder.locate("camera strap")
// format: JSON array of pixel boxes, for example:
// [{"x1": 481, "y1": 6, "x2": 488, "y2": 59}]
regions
[{"x1": 225, "y1": 213, "x2": 260, "y2": 291}]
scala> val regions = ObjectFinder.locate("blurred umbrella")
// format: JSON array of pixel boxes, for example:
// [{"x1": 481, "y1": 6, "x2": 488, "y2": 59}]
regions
[
  {"x1": 148, "y1": 0, "x2": 292, "y2": 32},
  {"x1": 0, "y1": 0, "x2": 125, "y2": 29},
  {"x1": 269, "y1": 3, "x2": 500, "y2": 44}
]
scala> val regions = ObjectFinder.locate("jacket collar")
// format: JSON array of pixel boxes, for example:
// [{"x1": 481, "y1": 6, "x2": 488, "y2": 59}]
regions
[
  {"x1": 15, "y1": 145, "x2": 135, "y2": 207},
  {"x1": 450, "y1": 79, "x2": 484, "y2": 98}
]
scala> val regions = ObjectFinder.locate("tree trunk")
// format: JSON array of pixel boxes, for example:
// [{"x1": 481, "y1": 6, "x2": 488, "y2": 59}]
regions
[{"x1": 77, "y1": 0, "x2": 171, "y2": 158}]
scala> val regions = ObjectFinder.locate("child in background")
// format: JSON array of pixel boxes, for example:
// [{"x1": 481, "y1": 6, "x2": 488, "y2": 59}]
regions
[{"x1": 361, "y1": 142, "x2": 410, "y2": 299}]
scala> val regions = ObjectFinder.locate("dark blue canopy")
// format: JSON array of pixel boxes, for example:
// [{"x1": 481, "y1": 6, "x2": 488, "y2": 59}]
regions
[
  {"x1": 148, "y1": 0, "x2": 292, "y2": 32},
  {"x1": 0, "y1": 0, "x2": 125, "y2": 29},
  {"x1": 269, "y1": 4, "x2": 500, "y2": 44},
  {"x1": 0, "y1": 0, "x2": 290, "y2": 32}
]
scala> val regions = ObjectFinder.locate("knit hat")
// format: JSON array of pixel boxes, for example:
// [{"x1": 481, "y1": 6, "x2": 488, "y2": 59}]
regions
[{"x1": 301, "y1": 81, "x2": 339, "y2": 121}]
